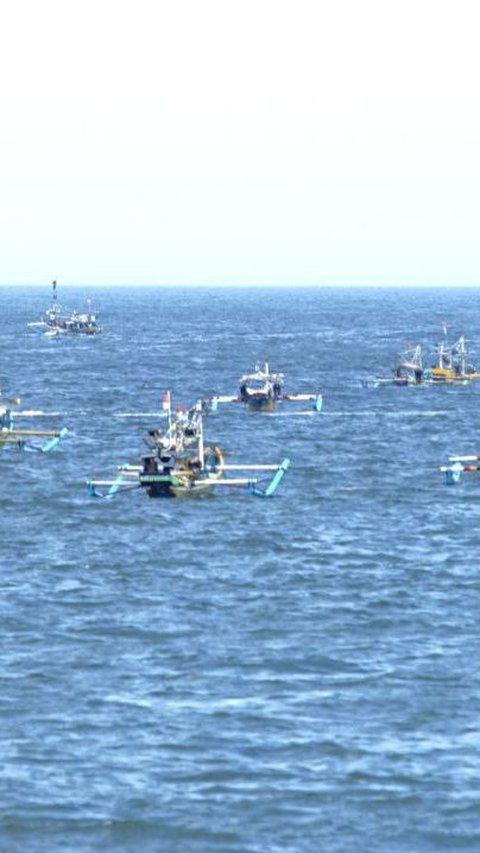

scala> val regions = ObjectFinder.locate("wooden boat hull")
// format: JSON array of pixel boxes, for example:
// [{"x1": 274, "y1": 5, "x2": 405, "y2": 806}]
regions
[
  {"x1": 247, "y1": 395, "x2": 275, "y2": 412},
  {"x1": 138, "y1": 472, "x2": 222, "y2": 498},
  {"x1": 430, "y1": 367, "x2": 480, "y2": 381}
]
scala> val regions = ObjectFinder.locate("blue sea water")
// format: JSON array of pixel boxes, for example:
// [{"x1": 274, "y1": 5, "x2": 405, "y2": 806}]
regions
[{"x1": 1, "y1": 285, "x2": 480, "y2": 852}]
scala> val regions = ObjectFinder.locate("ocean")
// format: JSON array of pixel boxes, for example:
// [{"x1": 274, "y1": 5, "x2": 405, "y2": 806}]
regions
[{"x1": 1, "y1": 285, "x2": 480, "y2": 852}]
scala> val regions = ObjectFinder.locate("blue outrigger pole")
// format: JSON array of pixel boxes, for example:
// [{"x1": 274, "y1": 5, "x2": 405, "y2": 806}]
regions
[{"x1": 247, "y1": 457, "x2": 291, "y2": 497}]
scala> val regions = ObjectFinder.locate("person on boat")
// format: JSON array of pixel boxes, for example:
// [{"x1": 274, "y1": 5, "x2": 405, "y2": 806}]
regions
[
  {"x1": 176, "y1": 403, "x2": 187, "y2": 419},
  {"x1": 273, "y1": 380, "x2": 283, "y2": 399},
  {"x1": 184, "y1": 408, "x2": 200, "y2": 438},
  {"x1": 143, "y1": 455, "x2": 158, "y2": 473},
  {"x1": 187, "y1": 456, "x2": 202, "y2": 473},
  {"x1": 159, "y1": 452, "x2": 175, "y2": 474},
  {"x1": 0, "y1": 408, "x2": 11, "y2": 430}
]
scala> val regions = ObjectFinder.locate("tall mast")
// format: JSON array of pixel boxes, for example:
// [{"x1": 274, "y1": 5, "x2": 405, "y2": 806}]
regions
[
  {"x1": 198, "y1": 415, "x2": 205, "y2": 469},
  {"x1": 51, "y1": 280, "x2": 59, "y2": 316},
  {"x1": 457, "y1": 336, "x2": 466, "y2": 374}
]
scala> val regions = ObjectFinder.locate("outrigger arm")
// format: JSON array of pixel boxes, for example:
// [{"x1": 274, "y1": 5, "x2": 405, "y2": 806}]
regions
[
  {"x1": 247, "y1": 457, "x2": 291, "y2": 497},
  {"x1": 1, "y1": 426, "x2": 69, "y2": 453},
  {"x1": 87, "y1": 458, "x2": 291, "y2": 499},
  {"x1": 87, "y1": 473, "x2": 139, "y2": 499},
  {"x1": 283, "y1": 393, "x2": 323, "y2": 411},
  {"x1": 206, "y1": 394, "x2": 322, "y2": 412}
]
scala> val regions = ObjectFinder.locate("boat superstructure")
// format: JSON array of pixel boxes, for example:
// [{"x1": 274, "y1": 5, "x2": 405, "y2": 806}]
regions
[{"x1": 145, "y1": 392, "x2": 203, "y2": 456}]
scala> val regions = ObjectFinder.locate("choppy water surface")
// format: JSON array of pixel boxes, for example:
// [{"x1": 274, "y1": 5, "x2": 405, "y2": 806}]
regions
[{"x1": 2, "y1": 286, "x2": 480, "y2": 852}]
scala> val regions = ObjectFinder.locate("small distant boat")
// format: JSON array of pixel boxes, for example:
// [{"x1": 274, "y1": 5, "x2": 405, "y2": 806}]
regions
[
  {"x1": 205, "y1": 362, "x2": 323, "y2": 412},
  {"x1": 392, "y1": 344, "x2": 426, "y2": 385},
  {"x1": 441, "y1": 454, "x2": 480, "y2": 484},
  {"x1": 363, "y1": 338, "x2": 472, "y2": 388},
  {"x1": 0, "y1": 390, "x2": 68, "y2": 452},
  {"x1": 87, "y1": 393, "x2": 290, "y2": 499},
  {"x1": 430, "y1": 333, "x2": 480, "y2": 381},
  {"x1": 28, "y1": 280, "x2": 101, "y2": 336},
  {"x1": 362, "y1": 344, "x2": 428, "y2": 388}
]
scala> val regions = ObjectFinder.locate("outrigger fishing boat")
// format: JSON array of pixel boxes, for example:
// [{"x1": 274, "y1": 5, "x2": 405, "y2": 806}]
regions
[
  {"x1": 87, "y1": 396, "x2": 290, "y2": 499},
  {"x1": 28, "y1": 280, "x2": 101, "y2": 336},
  {"x1": 204, "y1": 362, "x2": 322, "y2": 413},
  {"x1": 0, "y1": 390, "x2": 68, "y2": 452},
  {"x1": 441, "y1": 454, "x2": 480, "y2": 485}
]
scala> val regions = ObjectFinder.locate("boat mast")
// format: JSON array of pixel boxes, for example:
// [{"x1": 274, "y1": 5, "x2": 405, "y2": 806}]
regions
[
  {"x1": 437, "y1": 341, "x2": 447, "y2": 369},
  {"x1": 51, "y1": 279, "x2": 59, "y2": 319},
  {"x1": 198, "y1": 415, "x2": 205, "y2": 469},
  {"x1": 413, "y1": 344, "x2": 422, "y2": 369},
  {"x1": 456, "y1": 336, "x2": 467, "y2": 374},
  {"x1": 162, "y1": 391, "x2": 172, "y2": 434}
]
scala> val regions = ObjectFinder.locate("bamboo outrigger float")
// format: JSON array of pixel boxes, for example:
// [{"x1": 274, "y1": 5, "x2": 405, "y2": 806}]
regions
[
  {"x1": 204, "y1": 362, "x2": 322, "y2": 413},
  {"x1": 0, "y1": 391, "x2": 68, "y2": 452},
  {"x1": 87, "y1": 393, "x2": 290, "y2": 499}
]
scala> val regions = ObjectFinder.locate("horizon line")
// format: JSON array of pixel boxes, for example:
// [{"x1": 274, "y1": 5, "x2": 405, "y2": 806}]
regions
[{"x1": 1, "y1": 282, "x2": 480, "y2": 289}]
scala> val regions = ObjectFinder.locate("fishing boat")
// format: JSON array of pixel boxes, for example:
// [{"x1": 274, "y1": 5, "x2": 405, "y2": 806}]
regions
[
  {"x1": 362, "y1": 344, "x2": 428, "y2": 387},
  {"x1": 392, "y1": 344, "x2": 427, "y2": 385},
  {"x1": 441, "y1": 454, "x2": 480, "y2": 484},
  {"x1": 363, "y1": 340, "x2": 471, "y2": 388},
  {"x1": 205, "y1": 362, "x2": 322, "y2": 412},
  {"x1": 87, "y1": 405, "x2": 290, "y2": 499},
  {"x1": 430, "y1": 333, "x2": 480, "y2": 381},
  {"x1": 28, "y1": 280, "x2": 101, "y2": 336},
  {"x1": 0, "y1": 390, "x2": 68, "y2": 452}
]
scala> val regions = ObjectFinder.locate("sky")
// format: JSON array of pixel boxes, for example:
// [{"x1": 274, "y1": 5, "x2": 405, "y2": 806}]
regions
[{"x1": 1, "y1": 0, "x2": 479, "y2": 287}]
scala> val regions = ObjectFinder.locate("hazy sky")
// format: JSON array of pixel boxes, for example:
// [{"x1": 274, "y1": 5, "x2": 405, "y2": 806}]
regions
[{"x1": 1, "y1": 0, "x2": 479, "y2": 287}]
